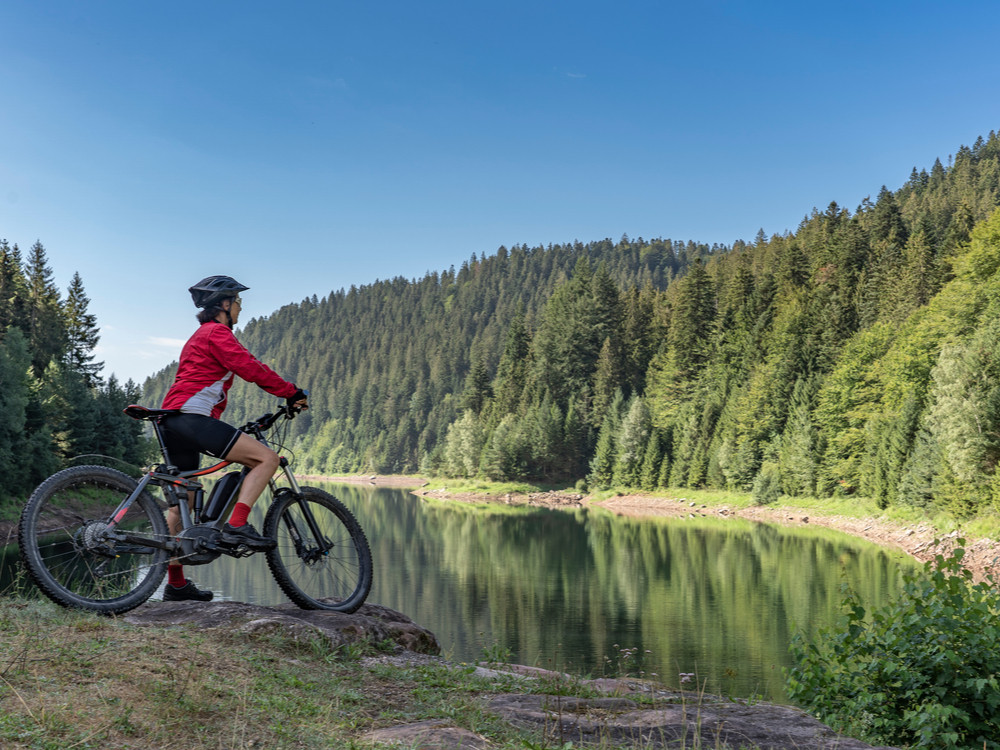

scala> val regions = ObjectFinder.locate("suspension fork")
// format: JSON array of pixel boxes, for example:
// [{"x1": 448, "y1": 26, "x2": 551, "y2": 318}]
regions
[{"x1": 270, "y1": 458, "x2": 331, "y2": 553}]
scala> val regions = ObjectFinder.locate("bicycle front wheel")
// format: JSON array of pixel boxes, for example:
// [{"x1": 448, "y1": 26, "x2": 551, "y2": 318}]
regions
[
  {"x1": 18, "y1": 465, "x2": 170, "y2": 614},
  {"x1": 264, "y1": 487, "x2": 373, "y2": 612}
]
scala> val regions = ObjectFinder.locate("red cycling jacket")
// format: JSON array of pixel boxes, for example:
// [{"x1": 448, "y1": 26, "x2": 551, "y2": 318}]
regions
[{"x1": 161, "y1": 321, "x2": 298, "y2": 419}]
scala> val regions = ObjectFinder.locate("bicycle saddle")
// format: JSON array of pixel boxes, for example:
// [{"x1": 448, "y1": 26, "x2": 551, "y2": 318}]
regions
[{"x1": 123, "y1": 405, "x2": 178, "y2": 421}]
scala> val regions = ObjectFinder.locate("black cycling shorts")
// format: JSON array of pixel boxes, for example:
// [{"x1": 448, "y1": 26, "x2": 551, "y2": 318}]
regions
[{"x1": 160, "y1": 413, "x2": 242, "y2": 472}]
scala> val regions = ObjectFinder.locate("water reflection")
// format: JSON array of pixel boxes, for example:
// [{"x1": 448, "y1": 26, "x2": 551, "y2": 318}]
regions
[{"x1": 1, "y1": 483, "x2": 919, "y2": 702}]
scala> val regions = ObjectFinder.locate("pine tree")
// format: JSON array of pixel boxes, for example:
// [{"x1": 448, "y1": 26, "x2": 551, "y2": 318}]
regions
[
  {"x1": 490, "y1": 313, "x2": 531, "y2": 419},
  {"x1": 461, "y1": 349, "x2": 493, "y2": 414},
  {"x1": 666, "y1": 257, "x2": 715, "y2": 375},
  {"x1": 592, "y1": 337, "x2": 623, "y2": 426},
  {"x1": 562, "y1": 396, "x2": 590, "y2": 479},
  {"x1": 638, "y1": 431, "x2": 662, "y2": 490},
  {"x1": 777, "y1": 378, "x2": 819, "y2": 496},
  {"x1": 24, "y1": 241, "x2": 65, "y2": 373},
  {"x1": 613, "y1": 396, "x2": 652, "y2": 487},
  {"x1": 38, "y1": 360, "x2": 95, "y2": 461},
  {"x1": 0, "y1": 328, "x2": 31, "y2": 499},
  {"x1": 481, "y1": 414, "x2": 525, "y2": 480},
  {"x1": 588, "y1": 389, "x2": 624, "y2": 489},
  {"x1": 64, "y1": 272, "x2": 104, "y2": 387},
  {"x1": 0, "y1": 240, "x2": 27, "y2": 333},
  {"x1": 524, "y1": 396, "x2": 564, "y2": 479},
  {"x1": 528, "y1": 259, "x2": 622, "y2": 408}
]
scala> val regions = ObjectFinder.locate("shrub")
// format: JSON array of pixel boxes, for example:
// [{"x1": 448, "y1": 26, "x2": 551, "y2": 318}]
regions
[
  {"x1": 786, "y1": 542, "x2": 1000, "y2": 749},
  {"x1": 751, "y1": 460, "x2": 782, "y2": 505}
]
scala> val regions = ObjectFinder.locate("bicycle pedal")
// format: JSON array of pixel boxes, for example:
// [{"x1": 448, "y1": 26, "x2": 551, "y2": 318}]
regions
[{"x1": 220, "y1": 542, "x2": 256, "y2": 558}]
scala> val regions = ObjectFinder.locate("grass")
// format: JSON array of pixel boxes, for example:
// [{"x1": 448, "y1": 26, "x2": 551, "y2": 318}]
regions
[
  {"x1": 422, "y1": 474, "x2": 1000, "y2": 541},
  {"x1": 0, "y1": 496, "x2": 22, "y2": 525},
  {"x1": 0, "y1": 595, "x2": 775, "y2": 750}
]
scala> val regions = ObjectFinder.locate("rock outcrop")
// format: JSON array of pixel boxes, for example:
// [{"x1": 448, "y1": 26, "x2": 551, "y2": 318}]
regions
[
  {"x1": 123, "y1": 600, "x2": 441, "y2": 655},
  {"x1": 123, "y1": 602, "x2": 895, "y2": 750}
]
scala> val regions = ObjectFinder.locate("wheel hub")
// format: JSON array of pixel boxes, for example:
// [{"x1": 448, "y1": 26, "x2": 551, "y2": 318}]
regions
[{"x1": 73, "y1": 520, "x2": 117, "y2": 558}]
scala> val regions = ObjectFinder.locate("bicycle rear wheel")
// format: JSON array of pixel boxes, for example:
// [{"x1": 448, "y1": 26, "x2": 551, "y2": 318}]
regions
[
  {"x1": 264, "y1": 487, "x2": 372, "y2": 612},
  {"x1": 18, "y1": 465, "x2": 169, "y2": 614}
]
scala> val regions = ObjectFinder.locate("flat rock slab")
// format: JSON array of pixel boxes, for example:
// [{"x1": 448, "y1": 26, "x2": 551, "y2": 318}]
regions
[
  {"x1": 122, "y1": 600, "x2": 440, "y2": 655},
  {"x1": 487, "y1": 693, "x2": 899, "y2": 750},
  {"x1": 120, "y1": 606, "x2": 894, "y2": 750}
]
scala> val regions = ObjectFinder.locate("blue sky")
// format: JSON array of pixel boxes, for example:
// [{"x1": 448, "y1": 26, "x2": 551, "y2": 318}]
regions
[{"x1": 2, "y1": 1, "x2": 1000, "y2": 385}]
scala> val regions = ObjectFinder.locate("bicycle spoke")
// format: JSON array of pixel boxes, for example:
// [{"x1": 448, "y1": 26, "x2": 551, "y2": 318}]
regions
[
  {"x1": 264, "y1": 487, "x2": 372, "y2": 612},
  {"x1": 19, "y1": 466, "x2": 169, "y2": 614}
]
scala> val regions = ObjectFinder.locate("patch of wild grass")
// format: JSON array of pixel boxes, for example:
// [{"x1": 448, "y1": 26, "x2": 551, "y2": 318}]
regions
[{"x1": 0, "y1": 596, "x2": 775, "y2": 749}]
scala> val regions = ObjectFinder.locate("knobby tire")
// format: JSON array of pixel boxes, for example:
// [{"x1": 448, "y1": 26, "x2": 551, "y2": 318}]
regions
[
  {"x1": 18, "y1": 465, "x2": 170, "y2": 615},
  {"x1": 263, "y1": 487, "x2": 372, "y2": 612}
]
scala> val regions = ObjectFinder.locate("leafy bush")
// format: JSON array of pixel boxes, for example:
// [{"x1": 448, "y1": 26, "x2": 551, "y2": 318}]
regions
[{"x1": 786, "y1": 542, "x2": 1000, "y2": 748}]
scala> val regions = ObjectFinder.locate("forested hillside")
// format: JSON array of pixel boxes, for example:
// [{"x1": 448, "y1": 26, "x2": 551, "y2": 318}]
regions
[
  {"x1": 0, "y1": 241, "x2": 145, "y2": 505},
  {"x1": 141, "y1": 130, "x2": 1000, "y2": 517},
  {"x1": 143, "y1": 237, "x2": 718, "y2": 474}
]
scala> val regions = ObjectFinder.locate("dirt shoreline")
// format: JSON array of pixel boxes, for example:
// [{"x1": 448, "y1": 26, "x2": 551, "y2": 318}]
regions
[
  {"x1": 594, "y1": 494, "x2": 999, "y2": 582},
  {"x1": 396, "y1": 480, "x2": 999, "y2": 584},
  {"x1": 302, "y1": 474, "x2": 430, "y2": 488},
  {"x1": 315, "y1": 474, "x2": 1000, "y2": 581}
]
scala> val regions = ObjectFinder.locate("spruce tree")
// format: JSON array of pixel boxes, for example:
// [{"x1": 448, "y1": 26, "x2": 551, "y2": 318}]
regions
[
  {"x1": 64, "y1": 271, "x2": 104, "y2": 387},
  {"x1": 638, "y1": 431, "x2": 662, "y2": 491},
  {"x1": 0, "y1": 240, "x2": 27, "y2": 333},
  {"x1": 589, "y1": 419, "x2": 617, "y2": 490},
  {"x1": 0, "y1": 328, "x2": 31, "y2": 499},
  {"x1": 461, "y1": 349, "x2": 493, "y2": 414},
  {"x1": 666, "y1": 257, "x2": 715, "y2": 376},
  {"x1": 625, "y1": 283, "x2": 658, "y2": 391},
  {"x1": 612, "y1": 396, "x2": 651, "y2": 487},
  {"x1": 592, "y1": 337, "x2": 623, "y2": 426},
  {"x1": 490, "y1": 313, "x2": 531, "y2": 419},
  {"x1": 588, "y1": 389, "x2": 624, "y2": 489},
  {"x1": 24, "y1": 241, "x2": 65, "y2": 373}
]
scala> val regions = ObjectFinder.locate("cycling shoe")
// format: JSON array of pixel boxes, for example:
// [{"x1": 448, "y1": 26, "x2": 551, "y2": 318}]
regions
[{"x1": 221, "y1": 522, "x2": 276, "y2": 550}]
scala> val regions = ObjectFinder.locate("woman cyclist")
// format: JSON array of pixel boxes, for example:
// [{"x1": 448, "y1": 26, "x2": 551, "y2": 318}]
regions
[{"x1": 158, "y1": 275, "x2": 308, "y2": 601}]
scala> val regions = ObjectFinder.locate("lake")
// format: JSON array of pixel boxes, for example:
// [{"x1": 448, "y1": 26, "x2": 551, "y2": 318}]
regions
[{"x1": 1, "y1": 482, "x2": 919, "y2": 702}]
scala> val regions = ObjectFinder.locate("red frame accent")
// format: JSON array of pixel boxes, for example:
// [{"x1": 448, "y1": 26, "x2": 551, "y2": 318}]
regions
[{"x1": 187, "y1": 461, "x2": 233, "y2": 477}]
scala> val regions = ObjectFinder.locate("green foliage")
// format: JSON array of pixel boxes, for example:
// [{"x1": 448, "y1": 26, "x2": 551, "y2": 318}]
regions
[
  {"x1": 0, "y1": 241, "x2": 146, "y2": 503},
  {"x1": 787, "y1": 542, "x2": 1000, "y2": 748},
  {"x1": 144, "y1": 236, "x2": 698, "y2": 478},
  {"x1": 443, "y1": 410, "x2": 486, "y2": 478},
  {"x1": 611, "y1": 396, "x2": 651, "y2": 487},
  {"x1": 751, "y1": 460, "x2": 782, "y2": 505},
  {"x1": 134, "y1": 128, "x2": 1000, "y2": 511}
]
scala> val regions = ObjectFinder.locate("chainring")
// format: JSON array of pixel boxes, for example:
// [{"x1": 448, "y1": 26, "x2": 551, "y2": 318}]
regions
[{"x1": 175, "y1": 526, "x2": 224, "y2": 565}]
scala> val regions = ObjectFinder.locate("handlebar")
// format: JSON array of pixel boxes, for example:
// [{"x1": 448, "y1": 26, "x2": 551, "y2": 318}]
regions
[
  {"x1": 241, "y1": 402, "x2": 303, "y2": 434},
  {"x1": 242, "y1": 389, "x2": 309, "y2": 434}
]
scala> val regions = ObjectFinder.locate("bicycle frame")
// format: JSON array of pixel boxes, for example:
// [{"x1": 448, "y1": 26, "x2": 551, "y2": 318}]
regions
[
  {"x1": 109, "y1": 405, "x2": 312, "y2": 557},
  {"x1": 21, "y1": 399, "x2": 371, "y2": 615}
]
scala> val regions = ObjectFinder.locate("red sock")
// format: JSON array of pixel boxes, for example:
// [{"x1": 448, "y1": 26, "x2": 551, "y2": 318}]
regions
[
  {"x1": 228, "y1": 502, "x2": 251, "y2": 527},
  {"x1": 167, "y1": 564, "x2": 186, "y2": 588}
]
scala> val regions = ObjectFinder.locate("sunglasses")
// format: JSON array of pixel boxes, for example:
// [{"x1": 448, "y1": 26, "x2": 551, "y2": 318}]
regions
[{"x1": 232, "y1": 295, "x2": 242, "y2": 306}]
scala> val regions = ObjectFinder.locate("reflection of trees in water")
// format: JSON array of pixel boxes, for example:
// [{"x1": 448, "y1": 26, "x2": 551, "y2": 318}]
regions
[
  {"x1": 350, "y1": 488, "x2": 917, "y2": 702},
  {"x1": 11, "y1": 482, "x2": 916, "y2": 702}
]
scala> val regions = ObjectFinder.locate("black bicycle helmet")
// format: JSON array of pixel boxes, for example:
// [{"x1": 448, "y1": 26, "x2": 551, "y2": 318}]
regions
[{"x1": 188, "y1": 275, "x2": 249, "y2": 309}]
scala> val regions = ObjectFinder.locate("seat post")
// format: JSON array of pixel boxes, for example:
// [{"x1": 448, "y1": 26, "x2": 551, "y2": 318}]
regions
[{"x1": 150, "y1": 417, "x2": 179, "y2": 475}]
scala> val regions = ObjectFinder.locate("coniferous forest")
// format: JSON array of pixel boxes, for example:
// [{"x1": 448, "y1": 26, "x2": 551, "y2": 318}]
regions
[
  {"x1": 141, "y1": 130, "x2": 1000, "y2": 518},
  {"x1": 0, "y1": 241, "x2": 146, "y2": 506},
  {"x1": 10, "y1": 131, "x2": 1000, "y2": 522}
]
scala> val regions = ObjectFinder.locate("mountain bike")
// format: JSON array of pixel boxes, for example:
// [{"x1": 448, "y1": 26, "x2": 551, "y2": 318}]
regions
[{"x1": 17, "y1": 403, "x2": 373, "y2": 616}]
